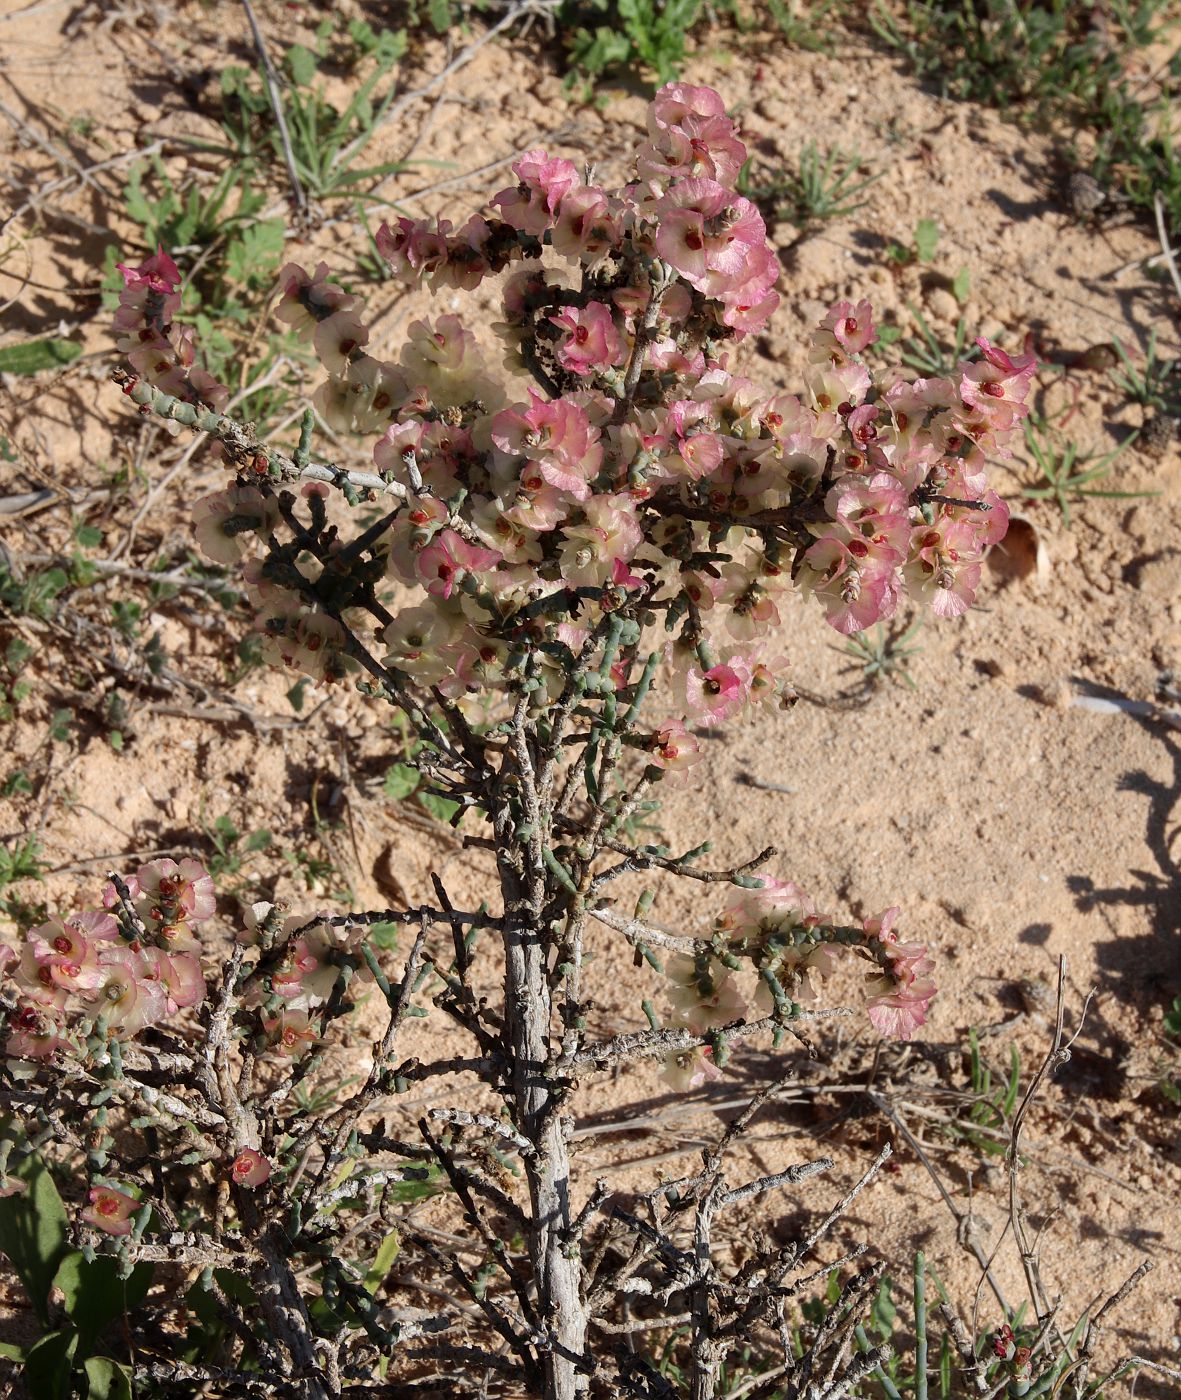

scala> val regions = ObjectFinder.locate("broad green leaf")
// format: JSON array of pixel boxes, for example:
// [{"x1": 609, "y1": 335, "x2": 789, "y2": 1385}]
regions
[
  {"x1": 952, "y1": 266, "x2": 971, "y2": 305},
  {"x1": 418, "y1": 792, "x2": 460, "y2": 825},
  {"x1": 386, "y1": 1165, "x2": 444, "y2": 1202},
  {"x1": 382, "y1": 763, "x2": 420, "y2": 801},
  {"x1": 225, "y1": 220, "x2": 285, "y2": 287},
  {"x1": 0, "y1": 1341, "x2": 24, "y2": 1361},
  {"x1": 363, "y1": 1229, "x2": 400, "y2": 1294},
  {"x1": 376, "y1": 29, "x2": 408, "y2": 63},
  {"x1": 52, "y1": 1250, "x2": 153, "y2": 1356},
  {"x1": 0, "y1": 1148, "x2": 70, "y2": 1326},
  {"x1": 914, "y1": 217, "x2": 939, "y2": 263},
  {"x1": 367, "y1": 921, "x2": 398, "y2": 951},
  {"x1": 22, "y1": 1328, "x2": 76, "y2": 1400},
  {"x1": 0, "y1": 340, "x2": 82, "y2": 375},
  {"x1": 428, "y1": 0, "x2": 451, "y2": 34},
  {"x1": 286, "y1": 43, "x2": 318, "y2": 87},
  {"x1": 84, "y1": 1356, "x2": 134, "y2": 1400}
]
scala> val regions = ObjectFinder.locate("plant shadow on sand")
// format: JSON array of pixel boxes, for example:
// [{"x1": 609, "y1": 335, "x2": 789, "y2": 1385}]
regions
[{"x1": 1065, "y1": 679, "x2": 1181, "y2": 1011}]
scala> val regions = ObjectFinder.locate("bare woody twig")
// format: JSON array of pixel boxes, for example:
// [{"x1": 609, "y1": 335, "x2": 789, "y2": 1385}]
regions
[{"x1": 240, "y1": 0, "x2": 309, "y2": 219}]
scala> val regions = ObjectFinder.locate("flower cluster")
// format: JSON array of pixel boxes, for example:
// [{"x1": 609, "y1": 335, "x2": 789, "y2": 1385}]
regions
[
  {"x1": 159, "y1": 81, "x2": 1024, "y2": 705},
  {"x1": 0, "y1": 860, "x2": 210, "y2": 1061},
  {"x1": 238, "y1": 903, "x2": 372, "y2": 1059},
  {"x1": 114, "y1": 249, "x2": 227, "y2": 410},
  {"x1": 660, "y1": 876, "x2": 936, "y2": 1083},
  {"x1": 109, "y1": 83, "x2": 1009, "y2": 1056}
]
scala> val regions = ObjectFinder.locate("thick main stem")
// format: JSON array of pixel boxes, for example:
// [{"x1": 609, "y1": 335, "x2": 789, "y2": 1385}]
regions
[
  {"x1": 497, "y1": 790, "x2": 588, "y2": 1398},
  {"x1": 504, "y1": 914, "x2": 589, "y2": 1398}
]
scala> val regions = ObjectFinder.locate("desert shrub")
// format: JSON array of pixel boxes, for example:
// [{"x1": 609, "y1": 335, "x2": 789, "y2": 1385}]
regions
[{"x1": 4, "y1": 81, "x2": 1136, "y2": 1400}]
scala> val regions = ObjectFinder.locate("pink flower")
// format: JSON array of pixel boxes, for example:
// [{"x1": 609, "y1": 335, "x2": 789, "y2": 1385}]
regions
[
  {"x1": 641, "y1": 83, "x2": 747, "y2": 186},
  {"x1": 492, "y1": 149, "x2": 580, "y2": 235},
  {"x1": 415, "y1": 529, "x2": 501, "y2": 599},
  {"x1": 138, "y1": 948, "x2": 206, "y2": 1014},
  {"x1": 82, "y1": 1185, "x2": 140, "y2": 1236},
  {"x1": 904, "y1": 519, "x2": 984, "y2": 619},
  {"x1": 959, "y1": 337, "x2": 1037, "y2": 432},
  {"x1": 654, "y1": 180, "x2": 768, "y2": 301},
  {"x1": 662, "y1": 1043, "x2": 723, "y2": 1091},
  {"x1": 820, "y1": 299, "x2": 876, "y2": 355},
  {"x1": 491, "y1": 391, "x2": 604, "y2": 501},
  {"x1": 273, "y1": 261, "x2": 355, "y2": 334},
  {"x1": 313, "y1": 311, "x2": 369, "y2": 376},
  {"x1": 864, "y1": 909, "x2": 937, "y2": 1040},
  {"x1": 549, "y1": 302, "x2": 624, "y2": 376},
  {"x1": 649, "y1": 718, "x2": 701, "y2": 771},
  {"x1": 550, "y1": 186, "x2": 621, "y2": 263},
  {"x1": 113, "y1": 249, "x2": 181, "y2": 339},
  {"x1": 230, "y1": 1147, "x2": 271, "y2": 1188},
  {"x1": 611, "y1": 556, "x2": 647, "y2": 591},
  {"x1": 135, "y1": 858, "x2": 216, "y2": 928},
  {"x1": 683, "y1": 656, "x2": 753, "y2": 721},
  {"x1": 192, "y1": 485, "x2": 278, "y2": 567},
  {"x1": 799, "y1": 532, "x2": 901, "y2": 634}
]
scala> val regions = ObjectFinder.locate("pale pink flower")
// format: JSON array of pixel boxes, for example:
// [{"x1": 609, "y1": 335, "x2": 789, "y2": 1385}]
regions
[
  {"x1": 866, "y1": 982, "x2": 937, "y2": 1040},
  {"x1": 666, "y1": 954, "x2": 747, "y2": 1030},
  {"x1": 272, "y1": 936, "x2": 337, "y2": 1009},
  {"x1": 864, "y1": 909, "x2": 937, "y2": 1040},
  {"x1": 550, "y1": 302, "x2": 624, "y2": 376},
  {"x1": 313, "y1": 357, "x2": 408, "y2": 435},
  {"x1": 273, "y1": 261, "x2": 355, "y2": 335},
  {"x1": 192, "y1": 486, "x2": 278, "y2": 567},
  {"x1": 82, "y1": 1185, "x2": 140, "y2": 1236},
  {"x1": 84, "y1": 949, "x2": 168, "y2": 1037},
  {"x1": 415, "y1": 529, "x2": 501, "y2": 600},
  {"x1": 492, "y1": 149, "x2": 580, "y2": 235},
  {"x1": 230, "y1": 1147, "x2": 271, "y2": 1188},
  {"x1": 754, "y1": 941, "x2": 839, "y2": 1010},
  {"x1": 648, "y1": 718, "x2": 701, "y2": 771},
  {"x1": 264, "y1": 1009, "x2": 318, "y2": 1058},
  {"x1": 400, "y1": 314, "x2": 502, "y2": 409},
  {"x1": 312, "y1": 311, "x2": 370, "y2": 376},
  {"x1": 662, "y1": 1043, "x2": 723, "y2": 1091},
  {"x1": 5, "y1": 1005, "x2": 70, "y2": 1062}
]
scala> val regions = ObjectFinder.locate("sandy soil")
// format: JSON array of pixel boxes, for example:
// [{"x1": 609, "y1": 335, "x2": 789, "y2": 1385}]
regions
[{"x1": 1, "y1": 0, "x2": 1180, "y2": 1387}]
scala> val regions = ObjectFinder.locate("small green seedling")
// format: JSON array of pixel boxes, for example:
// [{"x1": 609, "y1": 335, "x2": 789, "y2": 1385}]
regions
[
  {"x1": 1020, "y1": 411, "x2": 1152, "y2": 525},
  {"x1": 738, "y1": 142, "x2": 879, "y2": 228},
  {"x1": 842, "y1": 618, "x2": 924, "y2": 691}
]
